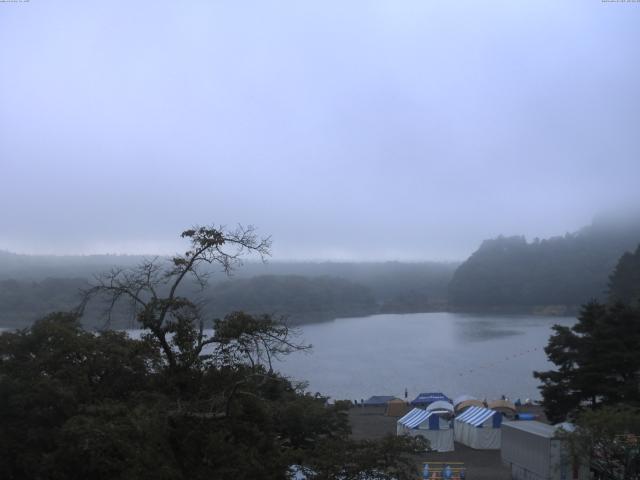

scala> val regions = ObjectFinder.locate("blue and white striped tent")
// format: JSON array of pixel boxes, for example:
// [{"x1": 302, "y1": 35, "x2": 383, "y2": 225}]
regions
[
  {"x1": 454, "y1": 406, "x2": 502, "y2": 449},
  {"x1": 396, "y1": 408, "x2": 454, "y2": 452}
]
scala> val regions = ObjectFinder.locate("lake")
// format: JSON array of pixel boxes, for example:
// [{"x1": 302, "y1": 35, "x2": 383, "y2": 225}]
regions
[
  {"x1": 0, "y1": 312, "x2": 574, "y2": 403},
  {"x1": 273, "y1": 312, "x2": 575, "y2": 403}
]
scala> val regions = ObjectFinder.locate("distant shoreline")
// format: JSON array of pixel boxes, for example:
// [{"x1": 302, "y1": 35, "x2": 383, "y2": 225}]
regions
[{"x1": 0, "y1": 305, "x2": 579, "y2": 330}]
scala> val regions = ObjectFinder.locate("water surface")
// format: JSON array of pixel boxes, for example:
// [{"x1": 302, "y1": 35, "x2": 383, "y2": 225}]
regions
[
  {"x1": 274, "y1": 312, "x2": 574, "y2": 402},
  {"x1": 0, "y1": 312, "x2": 573, "y2": 403}
]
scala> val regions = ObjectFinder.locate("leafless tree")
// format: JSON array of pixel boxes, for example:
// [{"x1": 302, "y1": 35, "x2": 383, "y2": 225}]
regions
[{"x1": 79, "y1": 224, "x2": 281, "y2": 370}]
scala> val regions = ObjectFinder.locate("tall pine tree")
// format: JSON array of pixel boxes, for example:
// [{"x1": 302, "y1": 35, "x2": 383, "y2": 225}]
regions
[{"x1": 534, "y1": 302, "x2": 640, "y2": 422}]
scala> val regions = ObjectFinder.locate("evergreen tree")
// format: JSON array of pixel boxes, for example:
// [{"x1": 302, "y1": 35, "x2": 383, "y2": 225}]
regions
[
  {"x1": 534, "y1": 302, "x2": 640, "y2": 423},
  {"x1": 609, "y1": 244, "x2": 640, "y2": 307}
]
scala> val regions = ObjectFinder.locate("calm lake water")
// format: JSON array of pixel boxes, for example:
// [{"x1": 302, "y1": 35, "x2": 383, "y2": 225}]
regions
[
  {"x1": 273, "y1": 312, "x2": 575, "y2": 403},
  {"x1": 0, "y1": 312, "x2": 575, "y2": 403}
]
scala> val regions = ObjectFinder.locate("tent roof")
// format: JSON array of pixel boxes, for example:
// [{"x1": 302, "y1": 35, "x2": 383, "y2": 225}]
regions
[
  {"x1": 488, "y1": 399, "x2": 516, "y2": 411},
  {"x1": 363, "y1": 395, "x2": 398, "y2": 406},
  {"x1": 385, "y1": 400, "x2": 410, "y2": 417},
  {"x1": 455, "y1": 406, "x2": 499, "y2": 427},
  {"x1": 426, "y1": 400, "x2": 454, "y2": 412},
  {"x1": 398, "y1": 408, "x2": 435, "y2": 429},
  {"x1": 452, "y1": 394, "x2": 477, "y2": 406},
  {"x1": 411, "y1": 392, "x2": 451, "y2": 405},
  {"x1": 455, "y1": 399, "x2": 485, "y2": 412}
]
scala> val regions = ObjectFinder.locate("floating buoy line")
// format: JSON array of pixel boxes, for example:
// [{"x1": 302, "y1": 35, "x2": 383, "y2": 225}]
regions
[{"x1": 457, "y1": 347, "x2": 542, "y2": 376}]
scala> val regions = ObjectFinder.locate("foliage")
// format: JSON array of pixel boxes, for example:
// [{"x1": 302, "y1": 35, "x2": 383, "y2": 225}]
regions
[
  {"x1": 534, "y1": 302, "x2": 640, "y2": 423},
  {"x1": 609, "y1": 244, "x2": 640, "y2": 307},
  {"x1": 298, "y1": 435, "x2": 428, "y2": 480},
  {"x1": 449, "y1": 218, "x2": 640, "y2": 309},
  {"x1": 0, "y1": 253, "x2": 457, "y2": 329},
  {"x1": 0, "y1": 224, "x2": 422, "y2": 479},
  {"x1": 206, "y1": 275, "x2": 377, "y2": 324},
  {"x1": 0, "y1": 312, "x2": 163, "y2": 479},
  {"x1": 562, "y1": 405, "x2": 640, "y2": 480}
]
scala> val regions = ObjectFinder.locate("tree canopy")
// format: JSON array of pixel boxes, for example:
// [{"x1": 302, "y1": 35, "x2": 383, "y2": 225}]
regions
[
  {"x1": 563, "y1": 405, "x2": 640, "y2": 480},
  {"x1": 534, "y1": 301, "x2": 640, "y2": 423},
  {"x1": 609, "y1": 243, "x2": 640, "y2": 307},
  {"x1": 0, "y1": 224, "x2": 424, "y2": 479},
  {"x1": 449, "y1": 218, "x2": 640, "y2": 310}
]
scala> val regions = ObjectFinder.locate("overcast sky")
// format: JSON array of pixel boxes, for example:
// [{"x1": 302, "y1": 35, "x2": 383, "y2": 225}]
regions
[{"x1": 1, "y1": 1, "x2": 639, "y2": 261}]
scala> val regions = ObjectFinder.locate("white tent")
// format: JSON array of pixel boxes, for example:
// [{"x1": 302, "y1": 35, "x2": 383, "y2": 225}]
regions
[
  {"x1": 426, "y1": 400, "x2": 454, "y2": 413},
  {"x1": 396, "y1": 408, "x2": 454, "y2": 452},
  {"x1": 454, "y1": 406, "x2": 502, "y2": 450}
]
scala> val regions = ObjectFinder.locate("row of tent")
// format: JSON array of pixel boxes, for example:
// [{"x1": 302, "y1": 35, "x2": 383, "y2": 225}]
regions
[
  {"x1": 397, "y1": 405, "x2": 502, "y2": 452},
  {"x1": 391, "y1": 393, "x2": 514, "y2": 452},
  {"x1": 375, "y1": 392, "x2": 516, "y2": 413},
  {"x1": 363, "y1": 392, "x2": 517, "y2": 418}
]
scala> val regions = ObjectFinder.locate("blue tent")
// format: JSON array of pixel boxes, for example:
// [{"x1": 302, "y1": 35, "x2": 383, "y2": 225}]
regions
[
  {"x1": 411, "y1": 392, "x2": 451, "y2": 407},
  {"x1": 396, "y1": 408, "x2": 454, "y2": 452}
]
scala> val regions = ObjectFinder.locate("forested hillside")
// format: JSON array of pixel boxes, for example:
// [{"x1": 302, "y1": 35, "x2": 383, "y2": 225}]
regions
[
  {"x1": 448, "y1": 217, "x2": 640, "y2": 311},
  {"x1": 609, "y1": 243, "x2": 640, "y2": 306},
  {"x1": 205, "y1": 275, "x2": 377, "y2": 323},
  {"x1": 0, "y1": 253, "x2": 457, "y2": 328}
]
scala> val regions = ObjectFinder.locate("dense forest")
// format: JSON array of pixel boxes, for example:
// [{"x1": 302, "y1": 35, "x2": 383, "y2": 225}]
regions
[
  {"x1": 448, "y1": 216, "x2": 640, "y2": 311},
  {"x1": 0, "y1": 252, "x2": 457, "y2": 328},
  {"x1": 608, "y1": 243, "x2": 640, "y2": 306}
]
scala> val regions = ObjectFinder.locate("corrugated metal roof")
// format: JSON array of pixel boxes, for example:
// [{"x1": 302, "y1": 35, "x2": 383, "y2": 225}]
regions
[{"x1": 502, "y1": 420, "x2": 557, "y2": 438}]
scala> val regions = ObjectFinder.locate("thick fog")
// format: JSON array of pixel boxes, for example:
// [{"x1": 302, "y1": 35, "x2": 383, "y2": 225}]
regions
[{"x1": 1, "y1": 1, "x2": 639, "y2": 260}]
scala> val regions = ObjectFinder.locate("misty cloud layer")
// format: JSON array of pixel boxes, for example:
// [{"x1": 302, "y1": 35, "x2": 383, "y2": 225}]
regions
[{"x1": 1, "y1": 1, "x2": 639, "y2": 260}]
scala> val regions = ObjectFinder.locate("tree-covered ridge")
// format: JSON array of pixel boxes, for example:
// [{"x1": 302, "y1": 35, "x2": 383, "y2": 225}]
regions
[
  {"x1": 206, "y1": 275, "x2": 378, "y2": 323},
  {"x1": 0, "y1": 257, "x2": 457, "y2": 328},
  {"x1": 448, "y1": 217, "x2": 640, "y2": 309},
  {"x1": 608, "y1": 243, "x2": 640, "y2": 307},
  {"x1": 0, "y1": 275, "x2": 377, "y2": 329}
]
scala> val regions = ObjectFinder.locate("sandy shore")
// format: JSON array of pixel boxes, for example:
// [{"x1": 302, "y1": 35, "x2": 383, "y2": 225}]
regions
[{"x1": 347, "y1": 405, "x2": 546, "y2": 480}]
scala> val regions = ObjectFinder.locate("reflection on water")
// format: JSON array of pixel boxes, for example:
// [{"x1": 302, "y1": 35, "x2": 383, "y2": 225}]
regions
[
  {"x1": 274, "y1": 312, "x2": 574, "y2": 402},
  {"x1": 454, "y1": 319, "x2": 524, "y2": 342}
]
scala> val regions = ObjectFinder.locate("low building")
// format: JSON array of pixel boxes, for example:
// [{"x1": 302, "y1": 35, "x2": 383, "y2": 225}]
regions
[{"x1": 501, "y1": 421, "x2": 589, "y2": 480}]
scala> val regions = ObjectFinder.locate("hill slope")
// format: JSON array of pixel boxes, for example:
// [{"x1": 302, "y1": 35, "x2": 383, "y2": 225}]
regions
[{"x1": 448, "y1": 217, "x2": 640, "y2": 311}]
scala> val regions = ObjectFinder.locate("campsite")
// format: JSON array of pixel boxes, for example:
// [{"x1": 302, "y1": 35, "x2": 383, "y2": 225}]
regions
[{"x1": 350, "y1": 392, "x2": 586, "y2": 480}]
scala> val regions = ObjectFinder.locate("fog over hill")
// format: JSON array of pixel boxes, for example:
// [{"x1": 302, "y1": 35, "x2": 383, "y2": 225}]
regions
[
  {"x1": 2, "y1": 214, "x2": 639, "y2": 327},
  {"x1": 0, "y1": 252, "x2": 458, "y2": 328},
  {"x1": 449, "y1": 215, "x2": 640, "y2": 312}
]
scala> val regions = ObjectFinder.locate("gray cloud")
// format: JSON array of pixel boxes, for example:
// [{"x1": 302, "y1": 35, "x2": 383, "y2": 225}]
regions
[{"x1": 1, "y1": 1, "x2": 639, "y2": 260}]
